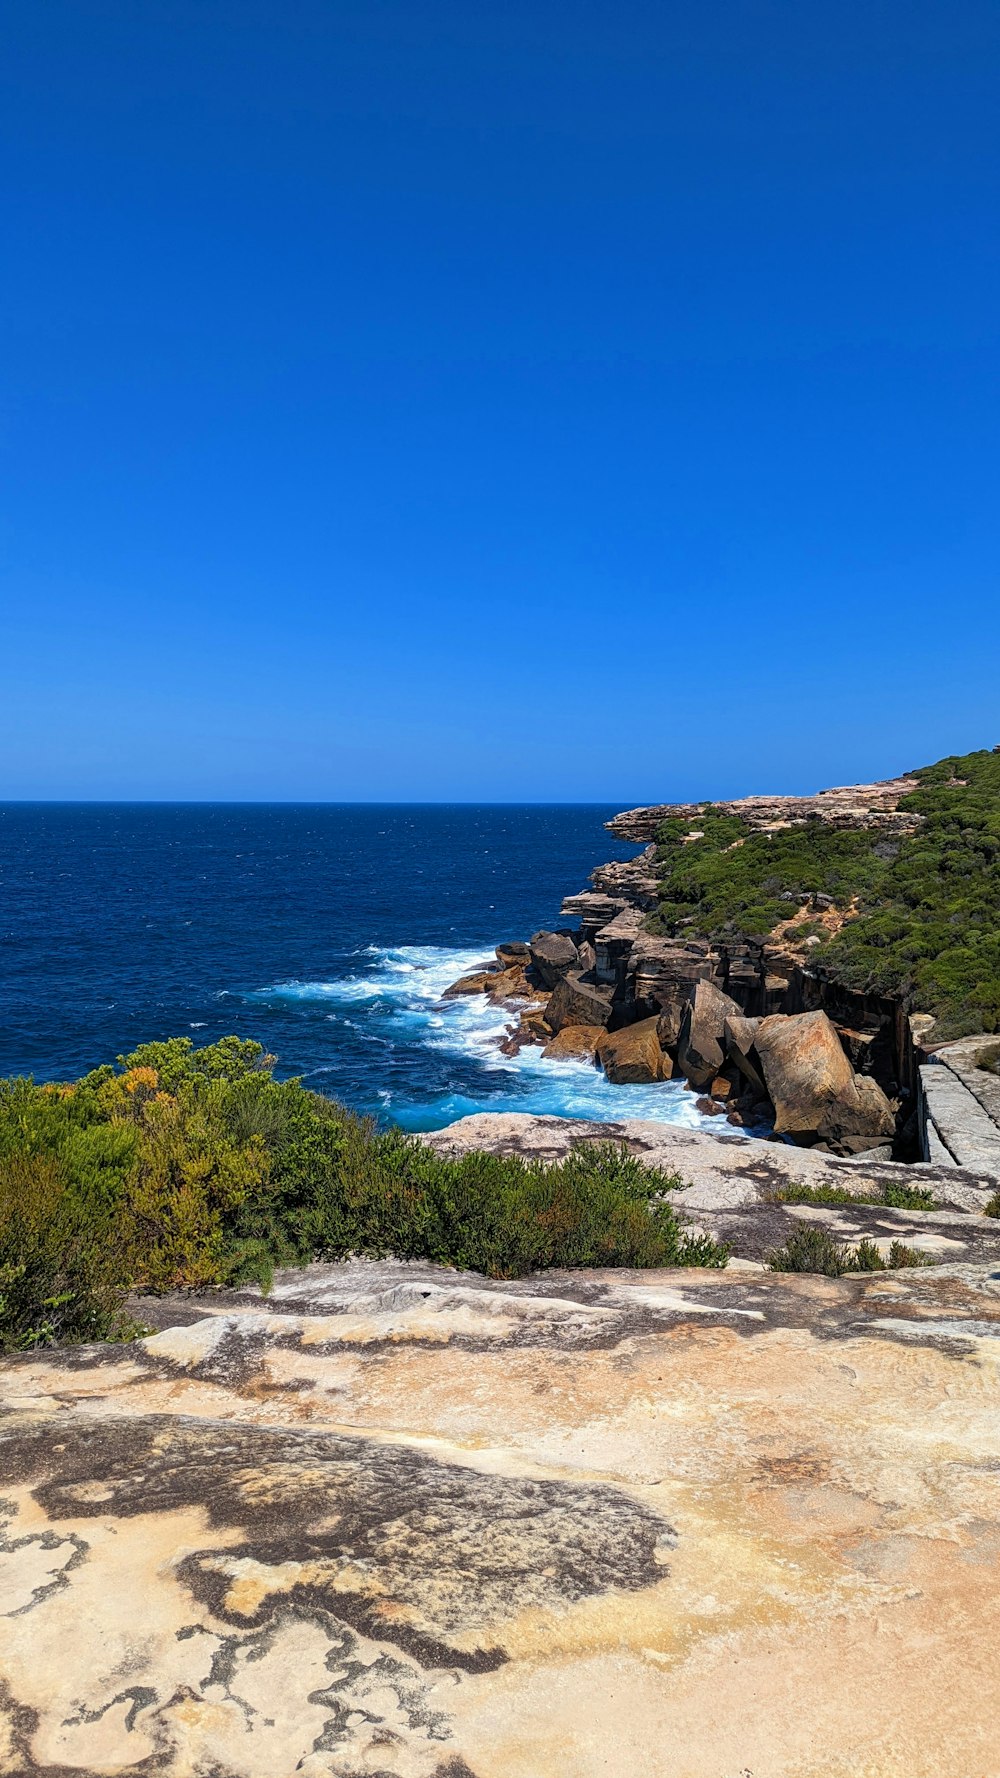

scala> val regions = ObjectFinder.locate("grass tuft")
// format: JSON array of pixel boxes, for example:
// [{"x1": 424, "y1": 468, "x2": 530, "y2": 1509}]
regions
[{"x1": 771, "y1": 1180, "x2": 937, "y2": 1211}]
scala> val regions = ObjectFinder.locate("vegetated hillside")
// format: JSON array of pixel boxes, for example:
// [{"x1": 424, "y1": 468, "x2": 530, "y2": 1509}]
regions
[{"x1": 648, "y1": 748, "x2": 1000, "y2": 1037}]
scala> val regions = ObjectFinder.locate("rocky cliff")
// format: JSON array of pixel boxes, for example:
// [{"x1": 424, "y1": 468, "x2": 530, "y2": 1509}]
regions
[
  {"x1": 447, "y1": 752, "x2": 1000, "y2": 1161},
  {"x1": 605, "y1": 773, "x2": 923, "y2": 842}
]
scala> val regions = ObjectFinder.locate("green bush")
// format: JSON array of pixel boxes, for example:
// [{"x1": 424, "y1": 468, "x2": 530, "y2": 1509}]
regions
[
  {"x1": 0, "y1": 1039, "x2": 726, "y2": 1350},
  {"x1": 0, "y1": 1150, "x2": 141, "y2": 1349},
  {"x1": 767, "y1": 1223, "x2": 935, "y2": 1275},
  {"x1": 767, "y1": 1224, "x2": 848, "y2": 1276}
]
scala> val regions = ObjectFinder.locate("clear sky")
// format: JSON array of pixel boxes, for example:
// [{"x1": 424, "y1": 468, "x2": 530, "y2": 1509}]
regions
[{"x1": 2, "y1": 1, "x2": 998, "y2": 802}]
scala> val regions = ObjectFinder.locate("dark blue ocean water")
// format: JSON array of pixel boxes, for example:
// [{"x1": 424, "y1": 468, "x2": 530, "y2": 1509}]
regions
[{"x1": 0, "y1": 803, "x2": 715, "y2": 1132}]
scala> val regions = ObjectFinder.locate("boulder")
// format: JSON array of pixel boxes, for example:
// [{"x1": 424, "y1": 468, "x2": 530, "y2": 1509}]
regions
[
  {"x1": 709, "y1": 1072, "x2": 738, "y2": 1101},
  {"x1": 528, "y1": 931, "x2": 578, "y2": 988},
  {"x1": 498, "y1": 1010, "x2": 551, "y2": 1056},
  {"x1": 444, "y1": 970, "x2": 498, "y2": 998},
  {"x1": 836, "y1": 1027, "x2": 878, "y2": 1072},
  {"x1": 597, "y1": 1017, "x2": 666, "y2": 1085},
  {"x1": 542, "y1": 1025, "x2": 605, "y2": 1064},
  {"x1": 753, "y1": 1011, "x2": 890, "y2": 1145},
  {"x1": 676, "y1": 980, "x2": 742, "y2": 1089},
  {"x1": 723, "y1": 1015, "x2": 767, "y2": 1093},
  {"x1": 496, "y1": 941, "x2": 531, "y2": 967},
  {"x1": 486, "y1": 964, "x2": 547, "y2": 1005},
  {"x1": 656, "y1": 1001, "x2": 685, "y2": 1050},
  {"x1": 724, "y1": 1014, "x2": 760, "y2": 1057},
  {"x1": 819, "y1": 1073, "x2": 897, "y2": 1153},
  {"x1": 576, "y1": 940, "x2": 597, "y2": 975},
  {"x1": 544, "y1": 971, "x2": 613, "y2": 1035}
]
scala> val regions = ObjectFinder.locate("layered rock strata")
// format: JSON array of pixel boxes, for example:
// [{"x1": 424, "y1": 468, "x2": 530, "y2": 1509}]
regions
[{"x1": 606, "y1": 774, "x2": 923, "y2": 842}]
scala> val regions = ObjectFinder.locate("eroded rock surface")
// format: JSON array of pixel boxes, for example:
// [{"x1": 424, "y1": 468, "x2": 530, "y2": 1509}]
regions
[{"x1": 4, "y1": 1245, "x2": 1000, "y2": 1776}]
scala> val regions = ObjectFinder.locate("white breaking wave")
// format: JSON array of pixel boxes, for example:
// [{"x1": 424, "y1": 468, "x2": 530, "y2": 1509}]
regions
[{"x1": 251, "y1": 943, "x2": 735, "y2": 1133}]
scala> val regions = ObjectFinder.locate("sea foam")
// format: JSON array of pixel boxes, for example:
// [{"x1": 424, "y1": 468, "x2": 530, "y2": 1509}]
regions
[{"x1": 250, "y1": 943, "x2": 734, "y2": 1134}]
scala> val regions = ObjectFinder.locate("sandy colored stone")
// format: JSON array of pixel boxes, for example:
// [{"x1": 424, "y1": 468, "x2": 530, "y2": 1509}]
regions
[
  {"x1": 607, "y1": 774, "x2": 923, "y2": 842},
  {"x1": 754, "y1": 1009, "x2": 860, "y2": 1136},
  {"x1": 5, "y1": 1249, "x2": 1000, "y2": 1776},
  {"x1": 541, "y1": 1024, "x2": 605, "y2": 1064},
  {"x1": 485, "y1": 962, "x2": 546, "y2": 1005},
  {"x1": 443, "y1": 969, "x2": 498, "y2": 997},
  {"x1": 597, "y1": 1016, "x2": 665, "y2": 1084},
  {"x1": 676, "y1": 980, "x2": 742, "y2": 1090},
  {"x1": 543, "y1": 971, "x2": 613, "y2": 1035}
]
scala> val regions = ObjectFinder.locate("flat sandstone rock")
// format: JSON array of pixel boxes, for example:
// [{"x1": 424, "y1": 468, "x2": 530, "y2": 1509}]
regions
[{"x1": 4, "y1": 1236, "x2": 1000, "y2": 1775}]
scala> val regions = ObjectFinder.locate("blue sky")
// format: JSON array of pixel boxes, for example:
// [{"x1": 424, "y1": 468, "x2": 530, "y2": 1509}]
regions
[{"x1": 2, "y1": 0, "x2": 998, "y2": 800}]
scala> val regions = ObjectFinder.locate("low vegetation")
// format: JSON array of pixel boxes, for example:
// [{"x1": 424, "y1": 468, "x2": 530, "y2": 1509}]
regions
[
  {"x1": 978, "y1": 1042, "x2": 1000, "y2": 1078},
  {"x1": 767, "y1": 1224, "x2": 934, "y2": 1276},
  {"x1": 0, "y1": 1037, "x2": 727, "y2": 1352},
  {"x1": 649, "y1": 747, "x2": 1000, "y2": 1038},
  {"x1": 770, "y1": 1180, "x2": 937, "y2": 1211}
]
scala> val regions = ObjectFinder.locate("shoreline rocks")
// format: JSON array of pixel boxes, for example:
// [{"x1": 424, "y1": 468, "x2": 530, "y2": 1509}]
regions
[
  {"x1": 442, "y1": 925, "x2": 907, "y2": 1157},
  {"x1": 442, "y1": 934, "x2": 906, "y2": 1155},
  {"x1": 438, "y1": 777, "x2": 1000, "y2": 1163},
  {"x1": 541, "y1": 1024, "x2": 606, "y2": 1063},
  {"x1": 597, "y1": 1017, "x2": 669, "y2": 1084}
]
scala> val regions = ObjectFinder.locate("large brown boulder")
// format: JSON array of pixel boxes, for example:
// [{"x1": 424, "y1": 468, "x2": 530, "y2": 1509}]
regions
[
  {"x1": 444, "y1": 969, "x2": 498, "y2": 998},
  {"x1": 819, "y1": 1073, "x2": 897, "y2": 1152},
  {"x1": 597, "y1": 1017, "x2": 666, "y2": 1084},
  {"x1": 676, "y1": 981, "x2": 742, "y2": 1089},
  {"x1": 496, "y1": 941, "x2": 531, "y2": 967},
  {"x1": 544, "y1": 971, "x2": 613, "y2": 1035},
  {"x1": 528, "y1": 931, "x2": 578, "y2": 988},
  {"x1": 753, "y1": 1011, "x2": 895, "y2": 1149},
  {"x1": 486, "y1": 964, "x2": 547, "y2": 1005},
  {"x1": 542, "y1": 1025, "x2": 605, "y2": 1064}
]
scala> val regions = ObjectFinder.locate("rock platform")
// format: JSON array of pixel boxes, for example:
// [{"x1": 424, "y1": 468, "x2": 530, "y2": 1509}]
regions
[{"x1": 5, "y1": 1202, "x2": 1000, "y2": 1772}]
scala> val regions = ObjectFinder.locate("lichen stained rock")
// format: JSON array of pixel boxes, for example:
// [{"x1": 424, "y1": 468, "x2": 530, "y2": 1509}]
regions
[{"x1": 5, "y1": 1228, "x2": 1000, "y2": 1775}]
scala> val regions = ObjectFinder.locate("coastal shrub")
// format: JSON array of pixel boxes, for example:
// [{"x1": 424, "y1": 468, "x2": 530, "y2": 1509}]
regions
[
  {"x1": 885, "y1": 1241, "x2": 935, "y2": 1269},
  {"x1": 0, "y1": 1149, "x2": 139, "y2": 1350},
  {"x1": 0, "y1": 1039, "x2": 726, "y2": 1348},
  {"x1": 767, "y1": 1224, "x2": 848, "y2": 1276},
  {"x1": 310, "y1": 1132, "x2": 726, "y2": 1277},
  {"x1": 647, "y1": 748, "x2": 1000, "y2": 1038},
  {"x1": 771, "y1": 1180, "x2": 937, "y2": 1212},
  {"x1": 767, "y1": 1224, "x2": 935, "y2": 1275}
]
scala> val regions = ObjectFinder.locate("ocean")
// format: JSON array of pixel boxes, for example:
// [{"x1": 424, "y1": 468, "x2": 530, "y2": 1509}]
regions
[{"x1": 0, "y1": 803, "x2": 719, "y2": 1132}]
